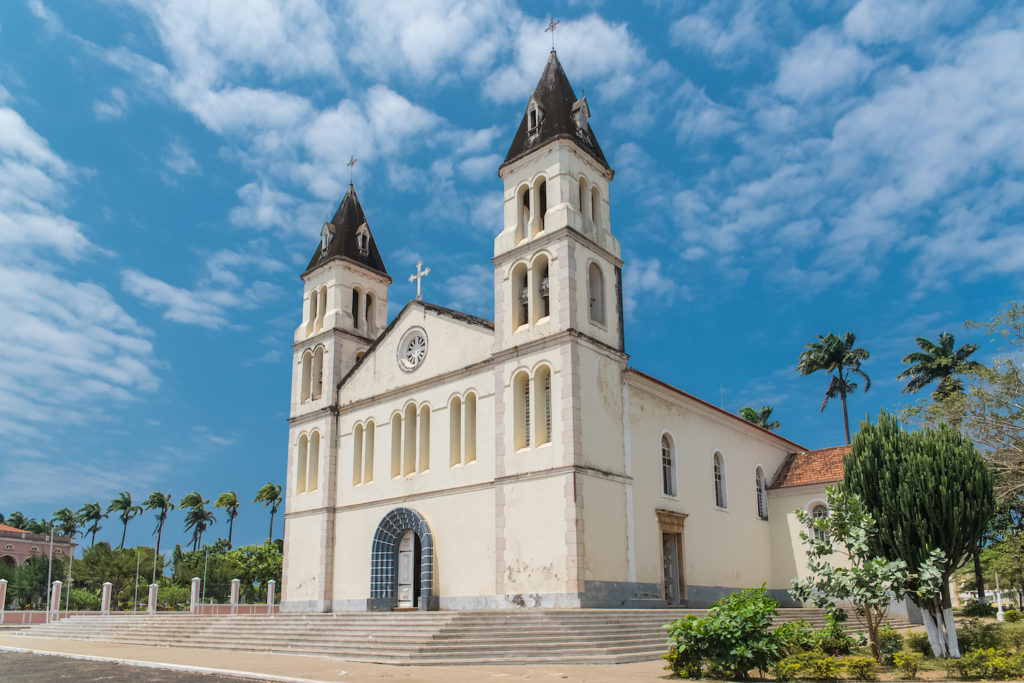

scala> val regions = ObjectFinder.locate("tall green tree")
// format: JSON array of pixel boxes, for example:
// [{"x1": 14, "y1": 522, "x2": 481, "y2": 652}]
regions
[
  {"x1": 77, "y1": 502, "x2": 108, "y2": 547},
  {"x1": 5, "y1": 511, "x2": 29, "y2": 530},
  {"x1": 739, "y1": 405, "x2": 781, "y2": 432},
  {"x1": 143, "y1": 491, "x2": 174, "y2": 583},
  {"x1": 797, "y1": 332, "x2": 871, "y2": 444},
  {"x1": 179, "y1": 492, "x2": 213, "y2": 551},
  {"x1": 253, "y1": 482, "x2": 283, "y2": 541},
  {"x1": 899, "y1": 332, "x2": 983, "y2": 399},
  {"x1": 52, "y1": 508, "x2": 81, "y2": 539},
  {"x1": 107, "y1": 491, "x2": 143, "y2": 549},
  {"x1": 845, "y1": 411, "x2": 995, "y2": 658},
  {"x1": 214, "y1": 491, "x2": 241, "y2": 549}
]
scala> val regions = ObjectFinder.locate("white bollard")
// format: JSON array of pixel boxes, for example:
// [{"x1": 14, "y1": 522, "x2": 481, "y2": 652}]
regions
[
  {"x1": 189, "y1": 577, "x2": 200, "y2": 613},
  {"x1": 267, "y1": 580, "x2": 275, "y2": 615},
  {"x1": 49, "y1": 581, "x2": 62, "y2": 621},
  {"x1": 0, "y1": 578, "x2": 7, "y2": 624},
  {"x1": 229, "y1": 579, "x2": 240, "y2": 615},
  {"x1": 100, "y1": 582, "x2": 112, "y2": 615},
  {"x1": 148, "y1": 584, "x2": 158, "y2": 615}
]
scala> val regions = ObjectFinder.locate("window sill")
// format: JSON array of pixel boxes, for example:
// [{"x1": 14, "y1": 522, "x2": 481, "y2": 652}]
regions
[
  {"x1": 714, "y1": 506, "x2": 729, "y2": 512},
  {"x1": 660, "y1": 493, "x2": 679, "y2": 501},
  {"x1": 534, "y1": 315, "x2": 550, "y2": 326}
]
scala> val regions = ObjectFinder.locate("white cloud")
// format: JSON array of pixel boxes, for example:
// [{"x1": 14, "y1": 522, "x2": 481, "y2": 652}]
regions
[
  {"x1": 623, "y1": 257, "x2": 687, "y2": 321},
  {"x1": 122, "y1": 269, "x2": 227, "y2": 328},
  {"x1": 775, "y1": 29, "x2": 874, "y2": 101},
  {"x1": 843, "y1": 0, "x2": 974, "y2": 44},
  {"x1": 674, "y1": 81, "x2": 742, "y2": 142},
  {"x1": 162, "y1": 140, "x2": 201, "y2": 176},
  {"x1": 670, "y1": 0, "x2": 776, "y2": 63},
  {"x1": 92, "y1": 87, "x2": 129, "y2": 120},
  {"x1": 443, "y1": 263, "x2": 493, "y2": 317}
]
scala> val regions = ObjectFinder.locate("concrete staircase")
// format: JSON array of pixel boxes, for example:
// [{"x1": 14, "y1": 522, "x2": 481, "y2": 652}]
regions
[{"x1": 14, "y1": 608, "x2": 910, "y2": 665}]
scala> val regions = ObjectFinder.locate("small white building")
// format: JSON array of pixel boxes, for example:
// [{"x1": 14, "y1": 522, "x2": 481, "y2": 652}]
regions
[{"x1": 281, "y1": 52, "x2": 842, "y2": 612}]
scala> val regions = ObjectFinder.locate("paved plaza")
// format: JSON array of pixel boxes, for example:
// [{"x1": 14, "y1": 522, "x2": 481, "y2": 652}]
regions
[{"x1": 0, "y1": 635, "x2": 667, "y2": 682}]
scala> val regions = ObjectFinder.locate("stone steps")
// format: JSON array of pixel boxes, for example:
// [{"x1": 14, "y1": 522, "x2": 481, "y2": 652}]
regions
[{"x1": 16, "y1": 608, "x2": 910, "y2": 665}]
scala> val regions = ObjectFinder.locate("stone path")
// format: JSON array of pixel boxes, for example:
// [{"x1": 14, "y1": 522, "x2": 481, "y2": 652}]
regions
[{"x1": 0, "y1": 651, "x2": 267, "y2": 682}]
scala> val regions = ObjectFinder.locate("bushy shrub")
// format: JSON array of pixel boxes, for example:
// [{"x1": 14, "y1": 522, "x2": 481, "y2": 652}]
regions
[
  {"x1": 961, "y1": 599, "x2": 998, "y2": 618},
  {"x1": 156, "y1": 583, "x2": 191, "y2": 610},
  {"x1": 905, "y1": 632, "x2": 932, "y2": 656},
  {"x1": 775, "y1": 620, "x2": 817, "y2": 656},
  {"x1": 663, "y1": 587, "x2": 782, "y2": 680},
  {"x1": 949, "y1": 648, "x2": 1024, "y2": 679},
  {"x1": 1004, "y1": 609, "x2": 1021, "y2": 623},
  {"x1": 1002, "y1": 622, "x2": 1024, "y2": 650},
  {"x1": 772, "y1": 652, "x2": 842, "y2": 682},
  {"x1": 815, "y1": 611, "x2": 855, "y2": 656},
  {"x1": 67, "y1": 587, "x2": 100, "y2": 610},
  {"x1": 877, "y1": 624, "x2": 904, "y2": 665},
  {"x1": 892, "y1": 652, "x2": 923, "y2": 680},
  {"x1": 958, "y1": 617, "x2": 1003, "y2": 652},
  {"x1": 844, "y1": 656, "x2": 879, "y2": 680}
]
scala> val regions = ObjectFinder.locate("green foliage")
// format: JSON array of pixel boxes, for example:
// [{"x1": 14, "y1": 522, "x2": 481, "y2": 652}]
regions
[
  {"x1": 107, "y1": 491, "x2": 143, "y2": 549},
  {"x1": 949, "y1": 648, "x2": 1024, "y2": 680},
  {"x1": 663, "y1": 586, "x2": 782, "y2": 680},
  {"x1": 7, "y1": 556, "x2": 62, "y2": 608},
  {"x1": 1004, "y1": 609, "x2": 1021, "y2": 623},
  {"x1": 958, "y1": 618, "x2": 1003, "y2": 652},
  {"x1": 67, "y1": 587, "x2": 101, "y2": 610},
  {"x1": 961, "y1": 599, "x2": 998, "y2": 617},
  {"x1": 773, "y1": 652, "x2": 843, "y2": 682},
  {"x1": 253, "y1": 482, "x2": 283, "y2": 541},
  {"x1": 844, "y1": 656, "x2": 879, "y2": 681},
  {"x1": 72, "y1": 543, "x2": 161, "y2": 611},
  {"x1": 905, "y1": 632, "x2": 932, "y2": 656},
  {"x1": 899, "y1": 332, "x2": 983, "y2": 399},
  {"x1": 774, "y1": 620, "x2": 818, "y2": 656},
  {"x1": 155, "y1": 581, "x2": 191, "y2": 610},
  {"x1": 170, "y1": 540, "x2": 282, "y2": 603},
  {"x1": 814, "y1": 612, "x2": 856, "y2": 656},
  {"x1": 876, "y1": 624, "x2": 904, "y2": 665},
  {"x1": 797, "y1": 331, "x2": 871, "y2": 444},
  {"x1": 739, "y1": 405, "x2": 781, "y2": 432},
  {"x1": 892, "y1": 652, "x2": 923, "y2": 680}
]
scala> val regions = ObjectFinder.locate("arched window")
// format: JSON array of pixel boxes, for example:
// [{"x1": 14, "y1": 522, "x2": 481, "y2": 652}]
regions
[
  {"x1": 532, "y1": 255, "x2": 550, "y2": 323},
  {"x1": 512, "y1": 263, "x2": 529, "y2": 328},
  {"x1": 365, "y1": 293, "x2": 375, "y2": 334},
  {"x1": 578, "y1": 177, "x2": 589, "y2": 222},
  {"x1": 449, "y1": 396, "x2": 462, "y2": 467},
  {"x1": 661, "y1": 434, "x2": 676, "y2": 497},
  {"x1": 353, "y1": 423, "x2": 364, "y2": 486},
  {"x1": 534, "y1": 365, "x2": 552, "y2": 445},
  {"x1": 588, "y1": 263, "x2": 605, "y2": 325},
  {"x1": 591, "y1": 187, "x2": 600, "y2": 228},
  {"x1": 316, "y1": 286, "x2": 327, "y2": 332},
  {"x1": 713, "y1": 452, "x2": 727, "y2": 509},
  {"x1": 308, "y1": 431, "x2": 320, "y2": 491},
  {"x1": 296, "y1": 434, "x2": 308, "y2": 494},
  {"x1": 307, "y1": 293, "x2": 317, "y2": 336},
  {"x1": 755, "y1": 467, "x2": 768, "y2": 520},
  {"x1": 311, "y1": 347, "x2": 324, "y2": 400},
  {"x1": 300, "y1": 350, "x2": 312, "y2": 403},
  {"x1": 535, "y1": 179, "x2": 547, "y2": 235},
  {"x1": 391, "y1": 414, "x2": 402, "y2": 478},
  {"x1": 464, "y1": 392, "x2": 477, "y2": 463},
  {"x1": 517, "y1": 185, "x2": 530, "y2": 243},
  {"x1": 363, "y1": 420, "x2": 375, "y2": 483},
  {"x1": 351, "y1": 287, "x2": 361, "y2": 330},
  {"x1": 513, "y1": 371, "x2": 531, "y2": 450},
  {"x1": 403, "y1": 404, "x2": 417, "y2": 475},
  {"x1": 419, "y1": 405, "x2": 431, "y2": 473},
  {"x1": 812, "y1": 504, "x2": 829, "y2": 541}
]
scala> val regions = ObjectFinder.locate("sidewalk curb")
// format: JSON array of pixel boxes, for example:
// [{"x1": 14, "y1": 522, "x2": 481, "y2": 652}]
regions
[{"x1": 0, "y1": 645, "x2": 338, "y2": 682}]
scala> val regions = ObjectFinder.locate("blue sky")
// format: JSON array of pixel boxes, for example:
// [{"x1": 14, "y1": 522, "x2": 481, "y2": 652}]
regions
[{"x1": 1, "y1": 0, "x2": 1021, "y2": 553}]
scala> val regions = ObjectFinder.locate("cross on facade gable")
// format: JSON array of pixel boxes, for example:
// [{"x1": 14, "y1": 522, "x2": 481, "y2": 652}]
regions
[
  {"x1": 545, "y1": 18, "x2": 559, "y2": 50},
  {"x1": 409, "y1": 260, "x2": 430, "y2": 301},
  {"x1": 347, "y1": 155, "x2": 358, "y2": 184}
]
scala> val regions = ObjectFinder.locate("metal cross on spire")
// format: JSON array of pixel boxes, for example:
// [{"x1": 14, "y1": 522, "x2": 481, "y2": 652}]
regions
[
  {"x1": 545, "y1": 18, "x2": 559, "y2": 50},
  {"x1": 347, "y1": 155, "x2": 358, "y2": 184},
  {"x1": 409, "y1": 260, "x2": 430, "y2": 301}
]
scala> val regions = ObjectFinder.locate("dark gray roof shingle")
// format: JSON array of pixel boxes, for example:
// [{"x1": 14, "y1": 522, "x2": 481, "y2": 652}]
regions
[{"x1": 305, "y1": 184, "x2": 389, "y2": 278}]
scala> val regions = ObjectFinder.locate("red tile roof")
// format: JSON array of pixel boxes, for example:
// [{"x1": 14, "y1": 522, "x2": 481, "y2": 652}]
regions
[
  {"x1": 769, "y1": 444, "x2": 849, "y2": 490},
  {"x1": 0, "y1": 523, "x2": 31, "y2": 534}
]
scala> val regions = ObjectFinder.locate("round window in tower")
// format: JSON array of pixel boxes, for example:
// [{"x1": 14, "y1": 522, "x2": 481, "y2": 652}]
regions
[{"x1": 397, "y1": 326, "x2": 428, "y2": 373}]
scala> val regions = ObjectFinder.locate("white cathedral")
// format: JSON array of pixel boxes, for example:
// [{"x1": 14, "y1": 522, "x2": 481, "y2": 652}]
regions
[{"x1": 281, "y1": 52, "x2": 845, "y2": 612}]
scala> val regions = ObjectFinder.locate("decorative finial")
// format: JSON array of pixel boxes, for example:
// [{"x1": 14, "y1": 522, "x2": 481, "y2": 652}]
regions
[
  {"x1": 347, "y1": 155, "x2": 358, "y2": 184},
  {"x1": 408, "y1": 260, "x2": 431, "y2": 301},
  {"x1": 545, "y1": 18, "x2": 559, "y2": 51}
]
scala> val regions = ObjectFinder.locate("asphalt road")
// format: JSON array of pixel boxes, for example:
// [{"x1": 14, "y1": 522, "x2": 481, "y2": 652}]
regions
[{"x1": 0, "y1": 651, "x2": 273, "y2": 682}]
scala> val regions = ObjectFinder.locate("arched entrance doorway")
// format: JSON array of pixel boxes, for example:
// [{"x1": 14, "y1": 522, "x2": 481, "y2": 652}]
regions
[
  {"x1": 0, "y1": 555, "x2": 16, "y2": 567},
  {"x1": 368, "y1": 507, "x2": 437, "y2": 611}
]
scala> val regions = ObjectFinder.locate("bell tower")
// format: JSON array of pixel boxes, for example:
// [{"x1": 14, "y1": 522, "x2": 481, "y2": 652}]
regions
[
  {"x1": 282, "y1": 183, "x2": 391, "y2": 612},
  {"x1": 493, "y1": 50, "x2": 624, "y2": 353}
]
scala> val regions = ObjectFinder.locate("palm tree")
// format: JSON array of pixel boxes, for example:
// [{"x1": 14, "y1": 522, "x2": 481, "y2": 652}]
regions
[
  {"x1": 899, "y1": 332, "x2": 984, "y2": 399},
  {"x1": 77, "y1": 502, "x2": 108, "y2": 547},
  {"x1": 143, "y1": 491, "x2": 174, "y2": 582},
  {"x1": 214, "y1": 491, "x2": 241, "y2": 549},
  {"x1": 739, "y1": 405, "x2": 781, "y2": 432},
  {"x1": 178, "y1": 491, "x2": 209, "y2": 551},
  {"x1": 797, "y1": 331, "x2": 871, "y2": 445},
  {"x1": 253, "y1": 482, "x2": 283, "y2": 542},
  {"x1": 184, "y1": 505, "x2": 216, "y2": 551},
  {"x1": 52, "y1": 508, "x2": 81, "y2": 538},
  {"x1": 107, "y1": 491, "x2": 143, "y2": 549}
]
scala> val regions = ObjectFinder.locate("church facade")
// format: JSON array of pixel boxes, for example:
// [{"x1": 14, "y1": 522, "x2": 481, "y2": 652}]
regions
[{"x1": 281, "y1": 52, "x2": 840, "y2": 612}]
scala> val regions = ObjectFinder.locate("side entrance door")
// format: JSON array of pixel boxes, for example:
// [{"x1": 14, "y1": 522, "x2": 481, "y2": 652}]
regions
[
  {"x1": 663, "y1": 532, "x2": 681, "y2": 604},
  {"x1": 397, "y1": 530, "x2": 415, "y2": 608}
]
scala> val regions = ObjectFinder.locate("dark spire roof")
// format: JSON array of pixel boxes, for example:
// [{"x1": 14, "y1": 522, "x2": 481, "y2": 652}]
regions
[
  {"x1": 304, "y1": 184, "x2": 389, "y2": 278},
  {"x1": 501, "y1": 50, "x2": 611, "y2": 173}
]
